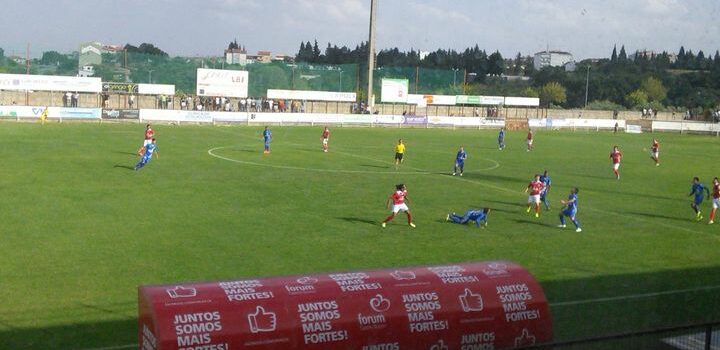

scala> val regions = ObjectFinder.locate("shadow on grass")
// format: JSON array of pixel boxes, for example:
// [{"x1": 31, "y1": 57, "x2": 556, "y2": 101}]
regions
[
  {"x1": 0, "y1": 318, "x2": 137, "y2": 350},
  {"x1": 627, "y1": 211, "x2": 693, "y2": 223},
  {"x1": 337, "y1": 217, "x2": 377, "y2": 225},
  {"x1": 544, "y1": 265, "x2": 720, "y2": 343},
  {"x1": 361, "y1": 164, "x2": 389, "y2": 169},
  {"x1": 113, "y1": 151, "x2": 138, "y2": 156},
  {"x1": 113, "y1": 165, "x2": 135, "y2": 171},
  {"x1": 1, "y1": 267, "x2": 720, "y2": 348},
  {"x1": 514, "y1": 218, "x2": 553, "y2": 227}
]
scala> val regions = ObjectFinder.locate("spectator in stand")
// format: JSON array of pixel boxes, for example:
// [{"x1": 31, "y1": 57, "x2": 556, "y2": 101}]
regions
[
  {"x1": 63, "y1": 92, "x2": 69, "y2": 107},
  {"x1": 73, "y1": 92, "x2": 80, "y2": 107},
  {"x1": 129, "y1": 94, "x2": 135, "y2": 109},
  {"x1": 224, "y1": 99, "x2": 232, "y2": 112}
]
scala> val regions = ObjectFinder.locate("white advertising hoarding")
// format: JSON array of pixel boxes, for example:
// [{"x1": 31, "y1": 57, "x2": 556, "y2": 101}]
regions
[
  {"x1": 0, "y1": 73, "x2": 102, "y2": 93},
  {"x1": 407, "y1": 94, "x2": 457, "y2": 106},
  {"x1": 380, "y1": 79, "x2": 409, "y2": 103},
  {"x1": 478, "y1": 96, "x2": 505, "y2": 105},
  {"x1": 652, "y1": 121, "x2": 720, "y2": 133},
  {"x1": 529, "y1": 118, "x2": 626, "y2": 129},
  {"x1": 266, "y1": 89, "x2": 356, "y2": 102},
  {"x1": 139, "y1": 109, "x2": 214, "y2": 123},
  {"x1": 196, "y1": 68, "x2": 248, "y2": 98},
  {"x1": 504, "y1": 97, "x2": 540, "y2": 107},
  {"x1": 138, "y1": 84, "x2": 176, "y2": 95}
]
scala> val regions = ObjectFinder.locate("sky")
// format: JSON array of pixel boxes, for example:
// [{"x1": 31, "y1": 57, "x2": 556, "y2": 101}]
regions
[{"x1": 2, "y1": 0, "x2": 719, "y2": 60}]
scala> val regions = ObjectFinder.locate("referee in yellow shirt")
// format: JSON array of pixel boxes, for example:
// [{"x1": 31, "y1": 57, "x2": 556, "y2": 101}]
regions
[{"x1": 394, "y1": 138, "x2": 406, "y2": 169}]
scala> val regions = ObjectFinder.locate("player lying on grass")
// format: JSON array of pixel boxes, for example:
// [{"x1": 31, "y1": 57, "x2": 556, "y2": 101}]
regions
[{"x1": 446, "y1": 208, "x2": 490, "y2": 227}]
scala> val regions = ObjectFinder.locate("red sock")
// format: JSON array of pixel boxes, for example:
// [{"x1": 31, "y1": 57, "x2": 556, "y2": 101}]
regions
[
  {"x1": 384, "y1": 214, "x2": 396, "y2": 223},
  {"x1": 711, "y1": 210, "x2": 716, "y2": 221},
  {"x1": 535, "y1": 205, "x2": 540, "y2": 214},
  {"x1": 406, "y1": 212, "x2": 413, "y2": 224}
]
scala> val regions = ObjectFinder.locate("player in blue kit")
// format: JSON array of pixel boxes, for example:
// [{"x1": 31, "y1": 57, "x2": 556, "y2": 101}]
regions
[
  {"x1": 539, "y1": 170, "x2": 552, "y2": 210},
  {"x1": 446, "y1": 208, "x2": 491, "y2": 227},
  {"x1": 498, "y1": 128, "x2": 505, "y2": 150},
  {"x1": 689, "y1": 177, "x2": 711, "y2": 221},
  {"x1": 262, "y1": 126, "x2": 272, "y2": 154},
  {"x1": 558, "y1": 187, "x2": 582, "y2": 232},
  {"x1": 134, "y1": 138, "x2": 158, "y2": 171},
  {"x1": 452, "y1": 146, "x2": 467, "y2": 176}
]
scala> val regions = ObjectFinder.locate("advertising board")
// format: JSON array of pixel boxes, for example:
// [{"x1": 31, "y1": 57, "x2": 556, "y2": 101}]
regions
[
  {"x1": 139, "y1": 261, "x2": 552, "y2": 350},
  {"x1": 196, "y1": 68, "x2": 249, "y2": 98},
  {"x1": 0, "y1": 73, "x2": 102, "y2": 93},
  {"x1": 380, "y1": 79, "x2": 409, "y2": 103},
  {"x1": 266, "y1": 89, "x2": 356, "y2": 102}
]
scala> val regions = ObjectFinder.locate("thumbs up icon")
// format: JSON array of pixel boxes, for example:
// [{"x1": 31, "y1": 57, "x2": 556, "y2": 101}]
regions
[
  {"x1": 514, "y1": 328, "x2": 536, "y2": 347},
  {"x1": 166, "y1": 286, "x2": 197, "y2": 299},
  {"x1": 429, "y1": 339, "x2": 449, "y2": 350},
  {"x1": 458, "y1": 288, "x2": 484, "y2": 312},
  {"x1": 247, "y1": 306, "x2": 277, "y2": 333}
]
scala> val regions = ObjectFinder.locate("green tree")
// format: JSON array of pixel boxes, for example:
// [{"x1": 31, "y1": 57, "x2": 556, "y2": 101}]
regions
[
  {"x1": 539, "y1": 82, "x2": 566, "y2": 106},
  {"x1": 640, "y1": 76, "x2": 667, "y2": 102},
  {"x1": 522, "y1": 87, "x2": 539, "y2": 97},
  {"x1": 624, "y1": 89, "x2": 648, "y2": 108},
  {"x1": 487, "y1": 51, "x2": 504, "y2": 76}
]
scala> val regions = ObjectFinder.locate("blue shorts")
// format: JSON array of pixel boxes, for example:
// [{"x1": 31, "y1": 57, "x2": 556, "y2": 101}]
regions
[
  {"x1": 455, "y1": 161, "x2": 464, "y2": 167},
  {"x1": 694, "y1": 196, "x2": 704, "y2": 205},
  {"x1": 562, "y1": 208, "x2": 577, "y2": 218}
]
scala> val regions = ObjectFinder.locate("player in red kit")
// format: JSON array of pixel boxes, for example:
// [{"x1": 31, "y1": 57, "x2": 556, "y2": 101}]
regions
[
  {"x1": 321, "y1": 126, "x2": 330, "y2": 152},
  {"x1": 526, "y1": 129, "x2": 534, "y2": 152},
  {"x1": 709, "y1": 177, "x2": 720, "y2": 224},
  {"x1": 524, "y1": 174, "x2": 545, "y2": 217},
  {"x1": 137, "y1": 124, "x2": 155, "y2": 156},
  {"x1": 381, "y1": 184, "x2": 415, "y2": 228},
  {"x1": 610, "y1": 146, "x2": 622, "y2": 180},
  {"x1": 650, "y1": 139, "x2": 660, "y2": 166}
]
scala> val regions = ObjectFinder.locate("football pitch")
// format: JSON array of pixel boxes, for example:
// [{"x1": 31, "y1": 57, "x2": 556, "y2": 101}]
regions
[{"x1": 1, "y1": 122, "x2": 719, "y2": 349}]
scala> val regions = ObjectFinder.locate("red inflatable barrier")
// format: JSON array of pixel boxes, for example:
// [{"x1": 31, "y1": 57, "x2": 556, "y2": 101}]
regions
[{"x1": 138, "y1": 261, "x2": 552, "y2": 350}]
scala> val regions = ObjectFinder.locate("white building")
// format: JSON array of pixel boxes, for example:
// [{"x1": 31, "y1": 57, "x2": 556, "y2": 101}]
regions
[{"x1": 533, "y1": 50, "x2": 574, "y2": 70}]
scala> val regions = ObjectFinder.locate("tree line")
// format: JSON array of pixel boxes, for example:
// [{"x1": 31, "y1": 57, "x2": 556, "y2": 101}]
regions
[{"x1": 294, "y1": 40, "x2": 720, "y2": 112}]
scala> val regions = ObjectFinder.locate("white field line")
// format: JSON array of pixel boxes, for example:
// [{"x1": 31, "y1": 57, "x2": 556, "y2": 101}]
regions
[{"x1": 550, "y1": 284, "x2": 720, "y2": 307}]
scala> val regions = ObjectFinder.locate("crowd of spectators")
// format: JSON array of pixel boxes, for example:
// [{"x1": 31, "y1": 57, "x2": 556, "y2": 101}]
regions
[{"x1": 179, "y1": 96, "x2": 307, "y2": 113}]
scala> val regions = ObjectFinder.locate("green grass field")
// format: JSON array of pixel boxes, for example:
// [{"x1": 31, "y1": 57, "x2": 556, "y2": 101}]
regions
[{"x1": 1, "y1": 122, "x2": 719, "y2": 349}]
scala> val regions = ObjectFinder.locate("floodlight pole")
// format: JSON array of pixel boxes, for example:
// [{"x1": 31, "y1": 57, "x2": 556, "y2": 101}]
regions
[{"x1": 367, "y1": 0, "x2": 378, "y2": 113}]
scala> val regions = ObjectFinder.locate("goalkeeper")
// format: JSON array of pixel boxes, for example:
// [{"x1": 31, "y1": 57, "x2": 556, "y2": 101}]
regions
[{"x1": 446, "y1": 208, "x2": 491, "y2": 227}]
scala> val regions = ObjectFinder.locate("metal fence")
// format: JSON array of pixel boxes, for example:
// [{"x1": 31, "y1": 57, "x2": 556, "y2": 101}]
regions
[{"x1": 518, "y1": 322, "x2": 719, "y2": 350}]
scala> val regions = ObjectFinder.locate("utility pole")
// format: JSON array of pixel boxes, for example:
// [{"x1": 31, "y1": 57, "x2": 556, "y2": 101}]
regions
[
  {"x1": 366, "y1": 0, "x2": 378, "y2": 113},
  {"x1": 124, "y1": 49, "x2": 129, "y2": 82},
  {"x1": 25, "y1": 43, "x2": 30, "y2": 74},
  {"x1": 584, "y1": 65, "x2": 590, "y2": 108}
]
